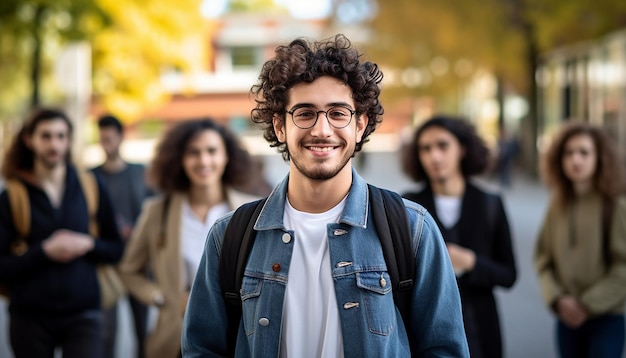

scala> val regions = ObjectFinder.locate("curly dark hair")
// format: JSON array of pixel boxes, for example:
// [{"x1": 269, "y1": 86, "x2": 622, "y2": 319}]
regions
[
  {"x1": 148, "y1": 118, "x2": 252, "y2": 194},
  {"x1": 1, "y1": 107, "x2": 73, "y2": 179},
  {"x1": 541, "y1": 121, "x2": 625, "y2": 207},
  {"x1": 250, "y1": 34, "x2": 384, "y2": 161},
  {"x1": 402, "y1": 115, "x2": 490, "y2": 182}
]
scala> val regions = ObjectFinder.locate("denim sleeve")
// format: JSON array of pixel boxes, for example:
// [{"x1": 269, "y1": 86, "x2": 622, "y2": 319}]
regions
[
  {"x1": 408, "y1": 207, "x2": 470, "y2": 357},
  {"x1": 182, "y1": 215, "x2": 232, "y2": 357}
]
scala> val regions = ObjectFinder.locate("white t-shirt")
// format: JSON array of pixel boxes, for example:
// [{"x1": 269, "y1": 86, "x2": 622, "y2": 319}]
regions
[
  {"x1": 181, "y1": 200, "x2": 230, "y2": 289},
  {"x1": 433, "y1": 195, "x2": 462, "y2": 229},
  {"x1": 280, "y1": 196, "x2": 346, "y2": 358}
]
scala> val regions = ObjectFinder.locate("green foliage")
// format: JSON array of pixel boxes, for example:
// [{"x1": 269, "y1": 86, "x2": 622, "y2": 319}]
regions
[
  {"x1": 526, "y1": 0, "x2": 626, "y2": 49},
  {"x1": 361, "y1": 0, "x2": 626, "y2": 107},
  {"x1": 0, "y1": 0, "x2": 205, "y2": 123},
  {"x1": 0, "y1": 0, "x2": 108, "y2": 118}
]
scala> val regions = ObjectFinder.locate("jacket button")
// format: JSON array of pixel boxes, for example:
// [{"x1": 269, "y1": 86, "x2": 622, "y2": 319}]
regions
[
  {"x1": 272, "y1": 263, "x2": 281, "y2": 272},
  {"x1": 281, "y1": 233, "x2": 291, "y2": 244},
  {"x1": 259, "y1": 318, "x2": 270, "y2": 326}
]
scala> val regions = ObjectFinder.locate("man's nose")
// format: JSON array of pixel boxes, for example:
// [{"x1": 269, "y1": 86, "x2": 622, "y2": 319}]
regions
[{"x1": 310, "y1": 112, "x2": 333, "y2": 135}]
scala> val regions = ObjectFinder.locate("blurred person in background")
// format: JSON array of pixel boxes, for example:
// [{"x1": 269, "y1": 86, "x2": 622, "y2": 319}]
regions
[
  {"x1": 0, "y1": 108, "x2": 123, "y2": 357},
  {"x1": 495, "y1": 127, "x2": 519, "y2": 189},
  {"x1": 118, "y1": 118, "x2": 259, "y2": 357},
  {"x1": 401, "y1": 115, "x2": 517, "y2": 358},
  {"x1": 92, "y1": 114, "x2": 152, "y2": 358},
  {"x1": 534, "y1": 122, "x2": 626, "y2": 358}
]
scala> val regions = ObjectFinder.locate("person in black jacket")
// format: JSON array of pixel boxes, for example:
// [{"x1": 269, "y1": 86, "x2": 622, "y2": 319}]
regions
[
  {"x1": 0, "y1": 108, "x2": 123, "y2": 358},
  {"x1": 401, "y1": 115, "x2": 517, "y2": 358}
]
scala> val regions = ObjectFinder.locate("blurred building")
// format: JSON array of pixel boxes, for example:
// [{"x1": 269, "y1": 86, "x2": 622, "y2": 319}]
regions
[
  {"x1": 89, "y1": 13, "x2": 411, "y2": 157},
  {"x1": 537, "y1": 27, "x2": 626, "y2": 158}
]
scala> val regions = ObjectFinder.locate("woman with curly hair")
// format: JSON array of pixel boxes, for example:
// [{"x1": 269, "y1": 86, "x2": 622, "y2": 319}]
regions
[
  {"x1": 401, "y1": 115, "x2": 517, "y2": 358},
  {"x1": 534, "y1": 121, "x2": 626, "y2": 358},
  {"x1": 118, "y1": 118, "x2": 260, "y2": 357}
]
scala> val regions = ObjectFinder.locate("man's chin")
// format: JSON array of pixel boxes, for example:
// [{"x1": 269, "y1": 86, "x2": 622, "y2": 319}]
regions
[{"x1": 40, "y1": 159, "x2": 64, "y2": 169}]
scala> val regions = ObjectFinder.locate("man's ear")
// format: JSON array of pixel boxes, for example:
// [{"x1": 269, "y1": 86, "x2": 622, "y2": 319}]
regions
[
  {"x1": 355, "y1": 113, "x2": 367, "y2": 143},
  {"x1": 273, "y1": 115, "x2": 286, "y2": 143}
]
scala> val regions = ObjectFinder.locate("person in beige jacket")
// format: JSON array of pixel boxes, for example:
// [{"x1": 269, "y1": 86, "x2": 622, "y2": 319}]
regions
[
  {"x1": 118, "y1": 118, "x2": 263, "y2": 358},
  {"x1": 534, "y1": 122, "x2": 626, "y2": 358}
]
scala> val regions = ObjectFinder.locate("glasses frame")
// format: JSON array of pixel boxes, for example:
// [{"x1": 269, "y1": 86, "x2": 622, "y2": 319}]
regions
[{"x1": 285, "y1": 106, "x2": 356, "y2": 129}]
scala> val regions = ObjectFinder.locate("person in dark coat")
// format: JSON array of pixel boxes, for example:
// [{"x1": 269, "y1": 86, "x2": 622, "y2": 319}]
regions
[{"x1": 401, "y1": 115, "x2": 517, "y2": 358}]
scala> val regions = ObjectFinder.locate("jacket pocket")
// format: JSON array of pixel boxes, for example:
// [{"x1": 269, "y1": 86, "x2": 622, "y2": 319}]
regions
[
  {"x1": 356, "y1": 271, "x2": 396, "y2": 335},
  {"x1": 241, "y1": 276, "x2": 263, "y2": 336}
]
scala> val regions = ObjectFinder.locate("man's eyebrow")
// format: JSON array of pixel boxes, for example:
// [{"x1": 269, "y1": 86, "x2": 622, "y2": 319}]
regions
[
  {"x1": 327, "y1": 102, "x2": 353, "y2": 108},
  {"x1": 289, "y1": 103, "x2": 315, "y2": 110},
  {"x1": 289, "y1": 102, "x2": 354, "y2": 110}
]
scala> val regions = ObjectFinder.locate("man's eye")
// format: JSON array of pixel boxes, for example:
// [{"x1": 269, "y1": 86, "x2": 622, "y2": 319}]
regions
[
  {"x1": 329, "y1": 110, "x2": 348, "y2": 118},
  {"x1": 295, "y1": 110, "x2": 315, "y2": 119}
]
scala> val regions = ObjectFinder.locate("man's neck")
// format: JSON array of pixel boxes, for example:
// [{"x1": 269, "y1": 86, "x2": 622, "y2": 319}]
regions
[
  {"x1": 286, "y1": 164, "x2": 353, "y2": 213},
  {"x1": 430, "y1": 174, "x2": 466, "y2": 197},
  {"x1": 33, "y1": 161, "x2": 66, "y2": 186},
  {"x1": 102, "y1": 156, "x2": 127, "y2": 173},
  {"x1": 32, "y1": 161, "x2": 67, "y2": 207}
]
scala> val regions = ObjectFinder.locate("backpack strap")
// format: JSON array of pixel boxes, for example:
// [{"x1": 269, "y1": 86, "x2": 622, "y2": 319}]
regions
[
  {"x1": 5, "y1": 172, "x2": 100, "y2": 252},
  {"x1": 219, "y1": 188, "x2": 415, "y2": 353},
  {"x1": 602, "y1": 196, "x2": 615, "y2": 266},
  {"x1": 77, "y1": 171, "x2": 99, "y2": 237},
  {"x1": 367, "y1": 184, "x2": 415, "y2": 343},
  {"x1": 219, "y1": 198, "x2": 266, "y2": 356},
  {"x1": 5, "y1": 179, "x2": 30, "y2": 255}
]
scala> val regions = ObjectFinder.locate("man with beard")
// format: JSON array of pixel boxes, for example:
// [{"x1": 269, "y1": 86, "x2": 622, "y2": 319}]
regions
[
  {"x1": 0, "y1": 108, "x2": 123, "y2": 358},
  {"x1": 182, "y1": 35, "x2": 469, "y2": 357},
  {"x1": 92, "y1": 114, "x2": 151, "y2": 358}
]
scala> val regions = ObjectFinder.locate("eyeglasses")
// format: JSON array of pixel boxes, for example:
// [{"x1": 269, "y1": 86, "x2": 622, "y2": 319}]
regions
[{"x1": 286, "y1": 106, "x2": 356, "y2": 129}]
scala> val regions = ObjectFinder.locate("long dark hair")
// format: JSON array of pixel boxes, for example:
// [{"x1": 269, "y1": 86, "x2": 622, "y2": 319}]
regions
[
  {"x1": 402, "y1": 115, "x2": 490, "y2": 182},
  {"x1": 1, "y1": 108, "x2": 73, "y2": 179},
  {"x1": 148, "y1": 118, "x2": 252, "y2": 194}
]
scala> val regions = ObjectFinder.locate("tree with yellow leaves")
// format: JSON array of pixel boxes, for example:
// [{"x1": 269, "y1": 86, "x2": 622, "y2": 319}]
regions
[{"x1": 0, "y1": 0, "x2": 204, "y2": 124}]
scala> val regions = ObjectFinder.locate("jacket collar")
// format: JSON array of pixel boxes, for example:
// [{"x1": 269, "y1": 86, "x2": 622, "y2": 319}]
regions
[{"x1": 254, "y1": 167, "x2": 368, "y2": 231}]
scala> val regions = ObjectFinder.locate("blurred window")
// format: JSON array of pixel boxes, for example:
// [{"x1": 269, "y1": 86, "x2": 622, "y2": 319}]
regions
[{"x1": 230, "y1": 46, "x2": 260, "y2": 69}]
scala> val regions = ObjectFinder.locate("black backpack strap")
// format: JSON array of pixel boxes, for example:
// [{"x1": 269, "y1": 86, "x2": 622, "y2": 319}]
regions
[
  {"x1": 602, "y1": 196, "x2": 615, "y2": 266},
  {"x1": 367, "y1": 185, "x2": 415, "y2": 342},
  {"x1": 219, "y1": 198, "x2": 266, "y2": 355}
]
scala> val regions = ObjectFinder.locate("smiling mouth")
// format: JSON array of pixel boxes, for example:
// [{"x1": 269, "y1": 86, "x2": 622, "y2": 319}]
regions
[{"x1": 308, "y1": 146, "x2": 336, "y2": 152}]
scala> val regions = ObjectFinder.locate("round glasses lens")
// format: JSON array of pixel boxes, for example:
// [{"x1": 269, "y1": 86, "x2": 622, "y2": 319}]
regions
[
  {"x1": 327, "y1": 107, "x2": 352, "y2": 127},
  {"x1": 291, "y1": 106, "x2": 353, "y2": 128},
  {"x1": 292, "y1": 108, "x2": 317, "y2": 128}
]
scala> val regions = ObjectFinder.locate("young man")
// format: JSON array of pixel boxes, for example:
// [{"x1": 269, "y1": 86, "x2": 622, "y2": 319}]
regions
[
  {"x1": 401, "y1": 116, "x2": 517, "y2": 358},
  {"x1": 92, "y1": 114, "x2": 151, "y2": 358},
  {"x1": 0, "y1": 108, "x2": 124, "y2": 357},
  {"x1": 182, "y1": 35, "x2": 469, "y2": 357}
]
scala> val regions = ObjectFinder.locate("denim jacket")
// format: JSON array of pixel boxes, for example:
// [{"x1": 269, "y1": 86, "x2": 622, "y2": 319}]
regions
[{"x1": 182, "y1": 169, "x2": 469, "y2": 357}]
